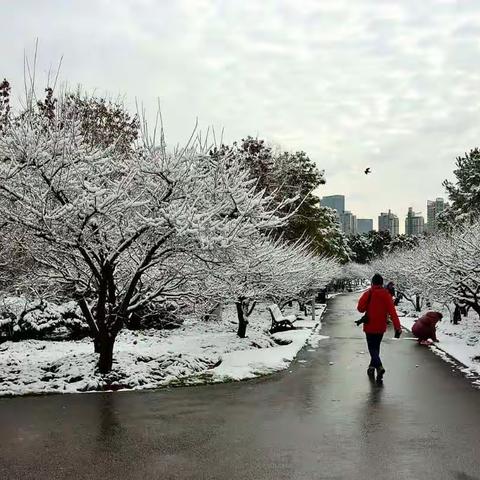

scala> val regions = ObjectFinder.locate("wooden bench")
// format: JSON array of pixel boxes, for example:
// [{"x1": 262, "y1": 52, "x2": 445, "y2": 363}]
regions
[{"x1": 268, "y1": 304, "x2": 297, "y2": 333}]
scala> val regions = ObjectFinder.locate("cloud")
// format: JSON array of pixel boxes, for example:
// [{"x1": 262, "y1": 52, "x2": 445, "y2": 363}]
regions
[{"x1": 1, "y1": 0, "x2": 480, "y2": 231}]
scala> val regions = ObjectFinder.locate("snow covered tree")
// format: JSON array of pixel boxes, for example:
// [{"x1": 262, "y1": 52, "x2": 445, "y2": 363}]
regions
[
  {"x1": 425, "y1": 224, "x2": 480, "y2": 316},
  {"x1": 192, "y1": 236, "x2": 340, "y2": 337},
  {"x1": 211, "y1": 137, "x2": 350, "y2": 260},
  {"x1": 341, "y1": 262, "x2": 370, "y2": 286},
  {"x1": 367, "y1": 230, "x2": 392, "y2": 257},
  {"x1": 369, "y1": 223, "x2": 480, "y2": 317},
  {"x1": 347, "y1": 234, "x2": 374, "y2": 264},
  {"x1": 347, "y1": 230, "x2": 399, "y2": 264},
  {"x1": 0, "y1": 79, "x2": 10, "y2": 134},
  {"x1": 386, "y1": 234, "x2": 420, "y2": 254},
  {"x1": 0, "y1": 88, "x2": 288, "y2": 373},
  {"x1": 376, "y1": 248, "x2": 428, "y2": 311}
]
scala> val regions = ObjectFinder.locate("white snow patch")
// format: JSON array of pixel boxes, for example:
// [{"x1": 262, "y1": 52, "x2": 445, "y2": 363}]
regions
[
  {"x1": 399, "y1": 302, "x2": 480, "y2": 385},
  {"x1": 209, "y1": 329, "x2": 312, "y2": 381},
  {"x1": 0, "y1": 301, "x2": 329, "y2": 396}
]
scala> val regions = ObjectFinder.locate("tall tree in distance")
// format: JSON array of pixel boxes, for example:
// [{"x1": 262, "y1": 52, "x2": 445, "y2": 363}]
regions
[
  {"x1": 211, "y1": 137, "x2": 350, "y2": 261},
  {"x1": 440, "y1": 148, "x2": 480, "y2": 229},
  {"x1": 1, "y1": 80, "x2": 140, "y2": 154},
  {"x1": 387, "y1": 233, "x2": 419, "y2": 253}
]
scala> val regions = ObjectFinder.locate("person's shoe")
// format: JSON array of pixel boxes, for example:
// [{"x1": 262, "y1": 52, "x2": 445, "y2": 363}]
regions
[
  {"x1": 367, "y1": 367, "x2": 375, "y2": 380},
  {"x1": 376, "y1": 366, "x2": 386, "y2": 383}
]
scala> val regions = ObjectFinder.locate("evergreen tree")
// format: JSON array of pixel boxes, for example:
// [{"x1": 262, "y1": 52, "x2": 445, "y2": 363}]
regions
[
  {"x1": 347, "y1": 234, "x2": 374, "y2": 264},
  {"x1": 367, "y1": 230, "x2": 392, "y2": 257},
  {"x1": 387, "y1": 234, "x2": 419, "y2": 253},
  {"x1": 213, "y1": 137, "x2": 350, "y2": 261},
  {"x1": 441, "y1": 148, "x2": 480, "y2": 227}
]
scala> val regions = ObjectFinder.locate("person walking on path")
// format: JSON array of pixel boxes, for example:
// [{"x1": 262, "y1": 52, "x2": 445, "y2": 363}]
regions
[
  {"x1": 385, "y1": 281, "x2": 396, "y2": 298},
  {"x1": 357, "y1": 273, "x2": 402, "y2": 382}
]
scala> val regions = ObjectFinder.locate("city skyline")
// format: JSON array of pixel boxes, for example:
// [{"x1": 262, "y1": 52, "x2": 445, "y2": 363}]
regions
[{"x1": 321, "y1": 193, "x2": 446, "y2": 235}]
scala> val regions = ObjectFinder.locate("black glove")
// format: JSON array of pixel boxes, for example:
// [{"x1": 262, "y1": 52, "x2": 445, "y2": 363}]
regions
[{"x1": 394, "y1": 329, "x2": 402, "y2": 339}]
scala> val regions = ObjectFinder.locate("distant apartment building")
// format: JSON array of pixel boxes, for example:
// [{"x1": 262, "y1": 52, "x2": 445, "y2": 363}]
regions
[
  {"x1": 427, "y1": 198, "x2": 445, "y2": 233},
  {"x1": 405, "y1": 207, "x2": 425, "y2": 236},
  {"x1": 341, "y1": 211, "x2": 357, "y2": 236},
  {"x1": 321, "y1": 194, "x2": 364, "y2": 236},
  {"x1": 378, "y1": 210, "x2": 399, "y2": 237},
  {"x1": 357, "y1": 218, "x2": 374, "y2": 234},
  {"x1": 320, "y1": 195, "x2": 345, "y2": 219}
]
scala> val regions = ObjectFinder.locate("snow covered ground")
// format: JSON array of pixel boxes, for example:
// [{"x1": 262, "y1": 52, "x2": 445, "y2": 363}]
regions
[
  {"x1": 0, "y1": 302, "x2": 327, "y2": 396},
  {"x1": 397, "y1": 302, "x2": 480, "y2": 387}
]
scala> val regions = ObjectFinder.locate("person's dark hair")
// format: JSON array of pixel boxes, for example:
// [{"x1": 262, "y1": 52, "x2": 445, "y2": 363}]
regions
[{"x1": 371, "y1": 273, "x2": 383, "y2": 286}]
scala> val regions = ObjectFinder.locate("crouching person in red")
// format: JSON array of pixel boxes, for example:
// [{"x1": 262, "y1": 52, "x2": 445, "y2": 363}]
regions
[
  {"x1": 357, "y1": 274, "x2": 402, "y2": 383},
  {"x1": 412, "y1": 312, "x2": 443, "y2": 345}
]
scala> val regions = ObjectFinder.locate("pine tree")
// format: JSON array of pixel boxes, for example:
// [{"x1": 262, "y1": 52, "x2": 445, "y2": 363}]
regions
[
  {"x1": 441, "y1": 148, "x2": 480, "y2": 227},
  {"x1": 213, "y1": 137, "x2": 350, "y2": 261}
]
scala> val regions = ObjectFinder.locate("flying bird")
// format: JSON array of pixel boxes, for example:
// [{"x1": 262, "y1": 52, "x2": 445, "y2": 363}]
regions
[{"x1": 364, "y1": 168, "x2": 371, "y2": 175}]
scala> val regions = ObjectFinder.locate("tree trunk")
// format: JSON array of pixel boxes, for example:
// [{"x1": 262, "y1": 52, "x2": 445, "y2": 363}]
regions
[
  {"x1": 298, "y1": 301, "x2": 306, "y2": 315},
  {"x1": 236, "y1": 301, "x2": 248, "y2": 338},
  {"x1": 94, "y1": 337, "x2": 101, "y2": 353},
  {"x1": 453, "y1": 305, "x2": 461, "y2": 325},
  {"x1": 97, "y1": 335, "x2": 115, "y2": 374},
  {"x1": 415, "y1": 294, "x2": 421, "y2": 312}
]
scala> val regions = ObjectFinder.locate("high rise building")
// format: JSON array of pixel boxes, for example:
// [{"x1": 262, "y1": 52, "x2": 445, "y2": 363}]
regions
[
  {"x1": 378, "y1": 210, "x2": 399, "y2": 236},
  {"x1": 357, "y1": 218, "x2": 374, "y2": 234},
  {"x1": 405, "y1": 207, "x2": 425, "y2": 236},
  {"x1": 320, "y1": 195, "x2": 345, "y2": 218},
  {"x1": 321, "y1": 194, "x2": 366, "y2": 236},
  {"x1": 341, "y1": 211, "x2": 357, "y2": 235},
  {"x1": 427, "y1": 197, "x2": 445, "y2": 233}
]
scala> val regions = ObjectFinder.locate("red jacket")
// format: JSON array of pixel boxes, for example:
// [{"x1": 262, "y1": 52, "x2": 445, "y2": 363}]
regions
[
  {"x1": 357, "y1": 286, "x2": 401, "y2": 334},
  {"x1": 412, "y1": 312, "x2": 442, "y2": 341}
]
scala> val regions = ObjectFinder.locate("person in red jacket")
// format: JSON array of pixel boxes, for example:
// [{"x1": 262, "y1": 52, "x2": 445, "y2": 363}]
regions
[
  {"x1": 412, "y1": 311, "x2": 443, "y2": 344},
  {"x1": 357, "y1": 273, "x2": 402, "y2": 382}
]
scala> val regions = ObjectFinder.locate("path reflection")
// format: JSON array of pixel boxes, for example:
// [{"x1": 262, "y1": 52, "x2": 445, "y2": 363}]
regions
[
  {"x1": 366, "y1": 379, "x2": 384, "y2": 406},
  {"x1": 97, "y1": 393, "x2": 122, "y2": 443}
]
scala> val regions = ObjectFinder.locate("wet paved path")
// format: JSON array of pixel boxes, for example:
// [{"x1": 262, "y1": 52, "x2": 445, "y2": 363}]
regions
[{"x1": 1, "y1": 293, "x2": 480, "y2": 479}]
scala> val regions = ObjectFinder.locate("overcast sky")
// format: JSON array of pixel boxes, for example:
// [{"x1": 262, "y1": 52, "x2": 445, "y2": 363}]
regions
[{"x1": 2, "y1": 0, "x2": 479, "y2": 232}]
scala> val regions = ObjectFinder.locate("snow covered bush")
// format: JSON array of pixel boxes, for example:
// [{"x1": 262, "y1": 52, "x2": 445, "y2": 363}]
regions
[
  {"x1": 0, "y1": 297, "x2": 88, "y2": 341},
  {"x1": 127, "y1": 300, "x2": 184, "y2": 330}
]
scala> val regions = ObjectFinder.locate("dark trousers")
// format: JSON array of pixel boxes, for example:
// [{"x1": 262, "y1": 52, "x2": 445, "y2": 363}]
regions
[{"x1": 366, "y1": 333, "x2": 384, "y2": 368}]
